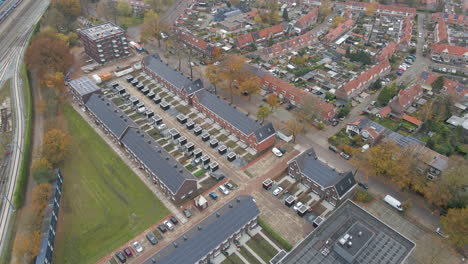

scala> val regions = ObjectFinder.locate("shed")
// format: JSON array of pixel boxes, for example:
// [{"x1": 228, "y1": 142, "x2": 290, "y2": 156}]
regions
[
  {"x1": 160, "y1": 101, "x2": 170, "y2": 110},
  {"x1": 136, "y1": 102, "x2": 144, "y2": 109},
  {"x1": 218, "y1": 145, "x2": 227, "y2": 155},
  {"x1": 152, "y1": 115, "x2": 162, "y2": 125},
  {"x1": 209, "y1": 162, "x2": 219, "y2": 172},
  {"x1": 147, "y1": 91, "x2": 156, "y2": 99},
  {"x1": 136, "y1": 83, "x2": 144, "y2": 90},
  {"x1": 186, "y1": 121, "x2": 195, "y2": 130},
  {"x1": 193, "y1": 148, "x2": 202, "y2": 158},
  {"x1": 169, "y1": 128, "x2": 180, "y2": 140},
  {"x1": 312, "y1": 216, "x2": 324, "y2": 228},
  {"x1": 129, "y1": 96, "x2": 139, "y2": 105},
  {"x1": 193, "y1": 126, "x2": 202, "y2": 136},
  {"x1": 110, "y1": 81, "x2": 119, "y2": 88},
  {"x1": 178, "y1": 136, "x2": 187, "y2": 146},
  {"x1": 185, "y1": 142, "x2": 195, "y2": 152},
  {"x1": 227, "y1": 152, "x2": 236, "y2": 162},
  {"x1": 297, "y1": 205, "x2": 309, "y2": 217},
  {"x1": 201, "y1": 155, "x2": 210, "y2": 165},
  {"x1": 177, "y1": 114, "x2": 187, "y2": 124},
  {"x1": 153, "y1": 96, "x2": 161, "y2": 104},
  {"x1": 116, "y1": 86, "x2": 126, "y2": 95},
  {"x1": 145, "y1": 110, "x2": 154, "y2": 118},
  {"x1": 125, "y1": 75, "x2": 134, "y2": 82},
  {"x1": 276, "y1": 129, "x2": 293, "y2": 143},
  {"x1": 285, "y1": 195, "x2": 296, "y2": 207},
  {"x1": 131, "y1": 79, "x2": 139, "y2": 86},
  {"x1": 201, "y1": 132, "x2": 210, "y2": 142},
  {"x1": 262, "y1": 179, "x2": 272, "y2": 190},
  {"x1": 209, "y1": 139, "x2": 219, "y2": 148},
  {"x1": 142, "y1": 88, "x2": 150, "y2": 95}
]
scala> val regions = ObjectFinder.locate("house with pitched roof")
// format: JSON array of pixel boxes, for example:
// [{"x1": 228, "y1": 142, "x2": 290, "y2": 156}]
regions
[
  {"x1": 377, "y1": 42, "x2": 397, "y2": 61},
  {"x1": 68, "y1": 77, "x2": 102, "y2": 105},
  {"x1": 388, "y1": 84, "x2": 423, "y2": 115},
  {"x1": 345, "y1": 1, "x2": 417, "y2": 17},
  {"x1": 176, "y1": 28, "x2": 220, "y2": 58},
  {"x1": 434, "y1": 19, "x2": 448, "y2": 43},
  {"x1": 430, "y1": 44, "x2": 468, "y2": 64},
  {"x1": 260, "y1": 32, "x2": 318, "y2": 59},
  {"x1": 418, "y1": 71, "x2": 466, "y2": 96},
  {"x1": 398, "y1": 17, "x2": 412, "y2": 50},
  {"x1": 294, "y1": 8, "x2": 318, "y2": 32},
  {"x1": 432, "y1": 12, "x2": 468, "y2": 28},
  {"x1": 287, "y1": 147, "x2": 356, "y2": 207},
  {"x1": 324, "y1": 19, "x2": 355, "y2": 43},
  {"x1": 235, "y1": 23, "x2": 287, "y2": 48}
]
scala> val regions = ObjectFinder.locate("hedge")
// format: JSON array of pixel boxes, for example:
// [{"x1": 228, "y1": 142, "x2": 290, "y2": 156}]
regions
[{"x1": 258, "y1": 218, "x2": 293, "y2": 251}]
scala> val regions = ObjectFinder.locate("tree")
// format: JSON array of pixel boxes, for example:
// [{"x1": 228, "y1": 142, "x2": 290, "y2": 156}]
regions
[
  {"x1": 13, "y1": 230, "x2": 42, "y2": 262},
  {"x1": 31, "y1": 183, "x2": 52, "y2": 209},
  {"x1": 352, "y1": 141, "x2": 401, "y2": 178},
  {"x1": 318, "y1": 0, "x2": 332, "y2": 18},
  {"x1": 266, "y1": 93, "x2": 280, "y2": 110},
  {"x1": 141, "y1": 10, "x2": 165, "y2": 47},
  {"x1": 295, "y1": 96, "x2": 320, "y2": 123},
  {"x1": 32, "y1": 157, "x2": 52, "y2": 170},
  {"x1": 337, "y1": 103, "x2": 351, "y2": 118},
  {"x1": 96, "y1": 0, "x2": 118, "y2": 22},
  {"x1": 254, "y1": 14, "x2": 263, "y2": 24},
  {"x1": 283, "y1": 119, "x2": 304, "y2": 143},
  {"x1": 431, "y1": 76, "x2": 444, "y2": 92},
  {"x1": 423, "y1": 182, "x2": 452, "y2": 207},
  {"x1": 44, "y1": 72, "x2": 66, "y2": 95},
  {"x1": 53, "y1": 0, "x2": 81, "y2": 20},
  {"x1": 116, "y1": 0, "x2": 132, "y2": 17},
  {"x1": 282, "y1": 8, "x2": 289, "y2": 21},
  {"x1": 365, "y1": 2, "x2": 376, "y2": 16},
  {"x1": 219, "y1": 55, "x2": 246, "y2": 103},
  {"x1": 25, "y1": 38, "x2": 73, "y2": 77},
  {"x1": 42, "y1": 129, "x2": 71, "y2": 165},
  {"x1": 239, "y1": 75, "x2": 261, "y2": 101},
  {"x1": 332, "y1": 16, "x2": 344, "y2": 28},
  {"x1": 229, "y1": 0, "x2": 241, "y2": 6},
  {"x1": 205, "y1": 64, "x2": 223, "y2": 95},
  {"x1": 376, "y1": 83, "x2": 398, "y2": 106},
  {"x1": 256, "y1": 106, "x2": 271, "y2": 123},
  {"x1": 440, "y1": 208, "x2": 467, "y2": 248}
]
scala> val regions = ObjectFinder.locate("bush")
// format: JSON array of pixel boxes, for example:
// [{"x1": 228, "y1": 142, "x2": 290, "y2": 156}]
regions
[
  {"x1": 258, "y1": 218, "x2": 293, "y2": 251},
  {"x1": 32, "y1": 168, "x2": 55, "y2": 184},
  {"x1": 354, "y1": 189, "x2": 373, "y2": 203}
]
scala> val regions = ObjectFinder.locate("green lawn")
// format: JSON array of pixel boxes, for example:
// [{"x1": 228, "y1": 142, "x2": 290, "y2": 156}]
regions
[
  {"x1": 376, "y1": 118, "x2": 400, "y2": 131},
  {"x1": 54, "y1": 105, "x2": 169, "y2": 264},
  {"x1": 239, "y1": 247, "x2": 261, "y2": 264},
  {"x1": 221, "y1": 253, "x2": 244, "y2": 264},
  {"x1": 246, "y1": 234, "x2": 279, "y2": 262},
  {"x1": 225, "y1": 140, "x2": 237, "y2": 148},
  {"x1": 175, "y1": 105, "x2": 191, "y2": 115},
  {"x1": 217, "y1": 134, "x2": 228, "y2": 142}
]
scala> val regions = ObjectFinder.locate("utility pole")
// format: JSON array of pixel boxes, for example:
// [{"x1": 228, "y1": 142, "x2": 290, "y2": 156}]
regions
[{"x1": 1, "y1": 195, "x2": 15, "y2": 212}]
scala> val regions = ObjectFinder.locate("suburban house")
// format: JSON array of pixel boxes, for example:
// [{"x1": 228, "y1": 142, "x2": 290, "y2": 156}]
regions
[
  {"x1": 83, "y1": 93, "x2": 198, "y2": 203},
  {"x1": 419, "y1": 71, "x2": 466, "y2": 95},
  {"x1": 345, "y1": 1, "x2": 417, "y2": 17},
  {"x1": 275, "y1": 200, "x2": 415, "y2": 264},
  {"x1": 430, "y1": 44, "x2": 468, "y2": 65},
  {"x1": 294, "y1": 8, "x2": 318, "y2": 32},
  {"x1": 432, "y1": 12, "x2": 468, "y2": 28},
  {"x1": 324, "y1": 19, "x2": 355, "y2": 43},
  {"x1": 176, "y1": 28, "x2": 221, "y2": 58},
  {"x1": 420, "y1": 0, "x2": 439, "y2": 10},
  {"x1": 68, "y1": 77, "x2": 102, "y2": 106},
  {"x1": 235, "y1": 23, "x2": 287, "y2": 48},
  {"x1": 377, "y1": 42, "x2": 397, "y2": 61},
  {"x1": 147, "y1": 195, "x2": 260, "y2": 264},
  {"x1": 235, "y1": 33, "x2": 254, "y2": 49},
  {"x1": 192, "y1": 90, "x2": 275, "y2": 153},
  {"x1": 142, "y1": 54, "x2": 205, "y2": 103},
  {"x1": 434, "y1": 19, "x2": 448, "y2": 43},
  {"x1": 260, "y1": 32, "x2": 318, "y2": 59},
  {"x1": 398, "y1": 17, "x2": 412, "y2": 50},
  {"x1": 35, "y1": 169, "x2": 63, "y2": 264},
  {"x1": 388, "y1": 84, "x2": 424, "y2": 115},
  {"x1": 287, "y1": 148, "x2": 356, "y2": 207},
  {"x1": 335, "y1": 60, "x2": 391, "y2": 100}
]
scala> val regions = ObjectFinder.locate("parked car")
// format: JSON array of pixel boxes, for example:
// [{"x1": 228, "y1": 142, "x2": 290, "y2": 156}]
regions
[
  {"x1": 132, "y1": 241, "x2": 143, "y2": 253},
  {"x1": 329, "y1": 145, "x2": 339, "y2": 153},
  {"x1": 219, "y1": 185, "x2": 230, "y2": 195},
  {"x1": 164, "y1": 220, "x2": 174, "y2": 230},
  {"x1": 123, "y1": 247, "x2": 133, "y2": 257},
  {"x1": 183, "y1": 209, "x2": 192, "y2": 218},
  {"x1": 340, "y1": 152, "x2": 351, "y2": 160},
  {"x1": 158, "y1": 224, "x2": 167, "y2": 233},
  {"x1": 273, "y1": 187, "x2": 283, "y2": 196},
  {"x1": 146, "y1": 233, "x2": 158, "y2": 245},
  {"x1": 383, "y1": 195, "x2": 403, "y2": 212},
  {"x1": 170, "y1": 216, "x2": 178, "y2": 225},
  {"x1": 358, "y1": 181, "x2": 369, "y2": 189},
  {"x1": 151, "y1": 258, "x2": 157, "y2": 263},
  {"x1": 225, "y1": 182, "x2": 234, "y2": 190},
  {"x1": 331, "y1": 119, "x2": 339, "y2": 126},
  {"x1": 286, "y1": 104, "x2": 295, "y2": 110},
  {"x1": 115, "y1": 251, "x2": 127, "y2": 263},
  {"x1": 293, "y1": 202, "x2": 304, "y2": 211},
  {"x1": 157, "y1": 123, "x2": 167, "y2": 130},
  {"x1": 209, "y1": 192, "x2": 218, "y2": 200},
  {"x1": 278, "y1": 147, "x2": 286, "y2": 154},
  {"x1": 272, "y1": 147, "x2": 283, "y2": 157}
]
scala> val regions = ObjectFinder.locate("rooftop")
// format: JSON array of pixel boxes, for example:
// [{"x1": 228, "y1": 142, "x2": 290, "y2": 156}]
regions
[
  {"x1": 80, "y1": 22, "x2": 125, "y2": 41},
  {"x1": 277, "y1": 200, "x2": 415, "y2": 264},
  {"x1": 146, "y1": 195, "x2": 260, "y2": 264},
  {"x1": 69, "y1": 77, "x2": 101, "y2": 97}
]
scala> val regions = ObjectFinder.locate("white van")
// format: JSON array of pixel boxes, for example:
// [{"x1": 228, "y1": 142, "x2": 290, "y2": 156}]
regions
[{"x1": 384, "y1": 195, "x2": 403, "y2": 212}]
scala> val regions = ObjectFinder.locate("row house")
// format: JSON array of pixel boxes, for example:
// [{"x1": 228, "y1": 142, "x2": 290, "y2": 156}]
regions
[
  {"x1": 420, "y1": 0, "x2": 440, "y2": 10},
  {"x1": 377, "y1": 42, "x2": 397, "y2": 61},
  {"x1": 191, "y1": 90, "x2": 275, "y2": 153},
  {"x1": 345, "y1": 1, "x2": 416, "y2": 17},
  {"x1": 150, "y1": 195, "x2": 259, "y2": 264},
  {"x1": 260, "y1": 32, "x2": 318, "y2": 59},
  {"x1": 294, "y1": 8, "x2": 318, "y2": 32},
  {"x1": 287, "y1": 148, "x2": 356, "y2": 207},
  {"x1": 235, "y1": 23, "x2": 287, "y2": 48},
  {"x1": 83, "y1": 93, "x2": 197, "y2": 203},
  {"x1": 176, "y1": 28, "x2": 221, "y2": 58},
  {"x1": 398, "y1": 17, "x2": 412, "y2": 50},
  {"x1": 324, "y1": 19, "x2": 355, "y2": 43},
  {"x1": 68, "y1": 77, "x2": 102, "y2": 106},
  {"x1": 434, "y1": 19, "x2": 448, "y2": 44},
  {"x1": 111, "y1": 0, "x2": 146, "y2": 12},
  {"x1": 388, "y1": 83, "x2": 424, "y2": 115},
  {"x1": 419, "y1": 71, "x2": 467, "y2": 96},
  {"x1": 335, "y1": 60, "x2": 391, "y2": 100},
  {"x1": 430, "y1": 44, "x2": 468, "y2": 65},
  {"x1": 142, "y1": 54, "x2": 204, "y2": 103},
  {"x1": 432, "y1": 12, "x2": 468, "y2": 28}
]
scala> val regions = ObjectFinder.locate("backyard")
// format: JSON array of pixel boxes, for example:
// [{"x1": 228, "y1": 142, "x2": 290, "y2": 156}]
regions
[
  {"x1": 53, "y1": 105, "x2": 169, "y2": 264},
  {"x1": 246, "y1": 234, "x2": 279, "y2": 262}
]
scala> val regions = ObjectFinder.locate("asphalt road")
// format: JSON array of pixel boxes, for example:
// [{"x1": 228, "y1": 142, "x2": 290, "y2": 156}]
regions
[{"x1": 0, "y1": 0, "x2": 49, "y2": 255}]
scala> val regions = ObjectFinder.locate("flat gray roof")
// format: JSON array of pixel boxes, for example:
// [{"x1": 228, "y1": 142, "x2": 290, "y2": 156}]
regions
[
  {"x1": 80, "y1": 22, "x2": 125, "y2": 40},
  {"x1": 277, "y1": 200, "x2": 415, "y2": 264},
  {"x1": 69, "y1": 77, "x2": 101, "y2": 97},
  {"x1": 145, "y1": 195, "x2": 260, "y2": 264}
]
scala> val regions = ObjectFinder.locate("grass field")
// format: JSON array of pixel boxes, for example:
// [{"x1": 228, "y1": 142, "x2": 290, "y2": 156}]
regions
[
  {"x1": 53, "y1": 105, "x2": 169, "y2": 264},
  {"x1": 246, "y1": 234, "x2": 279, "y2": 262},
  {"x1": 221, "y1": 253, "x2": 244, "y2": 264}
]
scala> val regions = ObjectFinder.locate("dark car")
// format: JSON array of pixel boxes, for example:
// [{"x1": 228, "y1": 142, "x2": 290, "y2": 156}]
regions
[
  {"x1": 286, "y1": 104, "x2": 295, "y2": 110},
  {"x1": 183, "y1": 209, "x2": 192, "y2": 218},
  {"x1": 158, "y1": 224, "x2": 167, "y2": 233},
  {"x1": 170, "y1": 216, "x2": 178, "y2": 225},
  {"x1": 358, "y1": 181, "x2": 369, "y2": 189},
  {"x1": 340, "y1": 152, "x2": 351, "y2": 160},
  {"x1": 123, "y1": 247, "x2": 133, "y2": 257},
  {"x1": 209, "y1": 192, "x2": 218, "y2": 200},
  {"x1": 115, "y1": 251, "x2": 127, "y2": 263},
  {"x1": 331, "y1": 119, "x2": 339, "y2": 126},
  {"x1": 146, "y1": 232, "x2": 158, "y2": 245},
  {"x1": 329, "y1": 145, "x2": 339, "y2": 153},
  {"x1": 151, "y1": 258, "x2": 157, "y2": 263},
  {"x1": 225, "y1": 182, "x2": 234, "y2": 190},
  {"x1": 278, "y1": 147, "x2": 286, "y2": 154}
]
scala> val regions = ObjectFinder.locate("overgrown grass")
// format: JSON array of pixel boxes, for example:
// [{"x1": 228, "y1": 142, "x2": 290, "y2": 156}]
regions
[
  {"x1": 258, "y1": 218, "x2": 293, "y2": 251},
  {"x1": 53, "y1": 105, "x2": 169, "y2": 264},
  {"x1": 246, "y1": 234, "x2": 279, "y2": 262},
  {"x1": 221, "y1": 253, "x2": 244, "y2": 264},
  {"x1": 193, "y1": 169, "x2": 206, "y2": 178}
]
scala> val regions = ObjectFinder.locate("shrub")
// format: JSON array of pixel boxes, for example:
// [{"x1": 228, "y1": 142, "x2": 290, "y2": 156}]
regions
[
  {"x1": 354, "y1": 189, "x2": 373, "y2": 203},
  {"x1": 258, "y1": 218, "x2": 293, "y2": 251}
]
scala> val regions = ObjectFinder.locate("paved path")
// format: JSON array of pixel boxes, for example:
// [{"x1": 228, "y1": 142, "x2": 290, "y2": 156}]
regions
[
  {"x1": 244, "y1": 243, "x2": 267, "y2": 264},
  {"x1": 258, "y1": 230, "x2": 282, "y2": 252},
  {"x1": 234, "y1": 250, "x2": 249, "y2": 264}
]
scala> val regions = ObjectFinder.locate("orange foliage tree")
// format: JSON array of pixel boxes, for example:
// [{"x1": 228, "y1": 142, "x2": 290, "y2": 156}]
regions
[
  {"x1": 25, "y1": 38, "x2": 73, "y2": 77},
  {"x1": 42, "y1": 128, "x2": 71, "y2": 165},
  {"x1": 266, "y1": 93, "x2": 280, "y2": 110}
]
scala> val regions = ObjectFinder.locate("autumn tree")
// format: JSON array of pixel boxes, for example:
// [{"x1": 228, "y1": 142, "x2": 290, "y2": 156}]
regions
[
  {"x1": 256, "y1": 105, "x2": 271, "y2": 123},
  {"x1": 32, "y1": 157, "x2": 52, "y2": 170},
  {"x1": 205, "y1": 64, "x2": 223, "y2": 95},
  {"x1": 352, "y1": 141, "x2": 401, "y2": 178},
  {"x1": 365, "y1": 2, "x2": 376, "y2": 16},
  {"x1": 12, "y1": 230, "x2": 42, "y2": 262},
  {"x1": 96, "y1": 0, "x2": 118, "y2": 22},
  {"x1": 25, "y1": 38, "x2": 73, "y2": 77},
  {"x1": 440, "y1": 208, "x2": 467, "y2": 248},
  {"x1": 254, "y1": 14, "x2": 263, "y2": 24},
  {"x1": 266, "y1": 93, "x2": 280, "y2": 110},
  {"x1": 53, "y1": 0, "x2": 81, "y2": 20},
  {"x1": 282, "y1": 8, "x2": 289, "y2": 21},
  {"x1": 431, "y1": 76, "x2": 445, "y2": 92},
  {"x1": 31, "y1": 183, "x2": 52, "y2": 210},
  {"x1": 239, "y1": 75, "x2": 261, "y2": 101},
  {"x1": 144, "y1": 0, "x2": 173, "y2": 12},
  {"x1": 42, "y1": 129, "x2": 71, "y2": 165},
  {"x1": 295, "y1": 96, "x2": 320, "y2": 123},
  {"x1": 318, "y1": 0, "x2": 332, "y2": 19},
  {"x1": 332, "y1": 16, "x2": 345, "y2": 28},
  {"x1": 44, "y1": 72, "x2": 66, "y2": 95},
  {"x1": 283, "y1": 118, "x2": 304, "y2": 143},
  {"x1": 116, "y1": 0, "x2": 132, "y2": 17},
  {"x1": 141, "y1": 11, "x2": 167, "y2": 47},
  {"x1": 220, "y1": 55, "x2": 247, "y2": 103}
]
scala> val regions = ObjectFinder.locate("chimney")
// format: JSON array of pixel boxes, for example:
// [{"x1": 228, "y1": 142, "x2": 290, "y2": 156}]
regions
[
  {"x1": 173, "y1": 242, "x2": 178, "y2": 248},
  {"x1": 216, "y1": 212, "x2": 220, "y2": 217},
  {"x1": 183, "y1": 235, "x2": 188, "y2": 240},
  {"x1": 236, "y1": 198, "x2": 241, "y2": 203},
  {"x1": 229, "y1": 203, "x2": 233, "y2": 208},
  {"x1": 198, "y1": 225, "x2": 202, "y2": 230}
]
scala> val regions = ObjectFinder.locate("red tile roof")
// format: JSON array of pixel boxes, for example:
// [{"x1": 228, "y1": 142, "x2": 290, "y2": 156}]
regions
[
  {"x1": 399, "y1": 17, "x2": 412, "y2": 46},
  {"x1": 261, "y1": 32, "x2": 318, "y2": 58},
  {"x1": 254, "y1": 23, "x2": 285, "y2": 42},
  {"x1": 236, "y1": 33, "x2": 254, "y2": 48},
  {"x1": 418, "y1": 71, "x2": 466, "y2": 95},
  {"x1": 378, "y1": 106, "x2": 392, "y2": 118},
  {"x1": 432, "y1": 12, "x2": 468, "y2": 26},
  {"x1": 338, "y1": 60, "x2": 391, "y2": 97},
  {"x1": 345, "y1": 1, "x2": 416, "y2": 16},
  {"x1": 377, "y1": 42, "x2": 397, "y2": 60},
  {"x1": 403, "y1": 114, "x2": 422, "y2": 126},
  {"x1": 391, "y1": 83, "x2": 423, "y2": 110},
  {"x1": 431, "y1": 44, "x2": 468, "y2": 57},
  {"x1": 177, "y1": 28, "x2": 220, "y2": 56},
  {"x1": 435, "y1": 19, "x2": 448, "y2": 43},
  {"x1": 244, "y1": 9, "x2": 258, "y2": 20},
  {"x1": 324, "y1": 19, "x2": 355, "y2": 42},
  {"x1": 294, "y1": 8, "x2": 318, "y2": 29}
]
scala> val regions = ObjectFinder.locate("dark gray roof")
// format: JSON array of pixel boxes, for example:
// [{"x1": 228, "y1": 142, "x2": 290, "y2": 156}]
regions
[
  {"x1": 80, "y1": 22, "x2": 124, "y2": 40},
  {"x1": 277, "y1": 200, "x2": 415, "y2": 264},
  {"x1": 69, "y1": 77, "x2": 101, "y2": 97},
  {"x1": 292, "y1": 148, "x2": 355, "y2": 195},
  {"x1": 195, "y1": 90, "x2": 275, "y2": 139},
  {"x1": 146, "y1": 195, "x2": 260, "y2": 264},
  {"x1": 143, "y1": 54, "x2": 204, "y2": 95},
  {"x1": 85, "y1": 94, "x2": 136, "y2": 138},
  {"x1": 120, "y1": 128, "x2": 196, "y2": 194}
]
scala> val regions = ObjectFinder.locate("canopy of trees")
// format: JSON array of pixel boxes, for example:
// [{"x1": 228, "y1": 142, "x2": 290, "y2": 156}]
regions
[
  {"x1": 440, "y1": 208, "x2": 467, "y2": 248},
  {"x1": 376, "y1": 83, "x2": 398, "y2": 106},
  {"x1": 256, "y1": 106, "x2": 271, "y2": 123},
  {"x1": 25, "y1": 38, "x2": 73, "y2": 77},
  {"x1": 219, "y1": 55, "x2": 247, "y2": 103},
  {"x1": 346, "y1": 49, "x2": 372, "y2": 65},
  {"x1": 42, "y1": 128, "x2": 71, "y2": 165},
  {"x1": 266, "y1": 94, "x2": 280, "y2": 110},
  {"x1": 283, "y1": 118, "x2": 304, "y2": 143}
]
